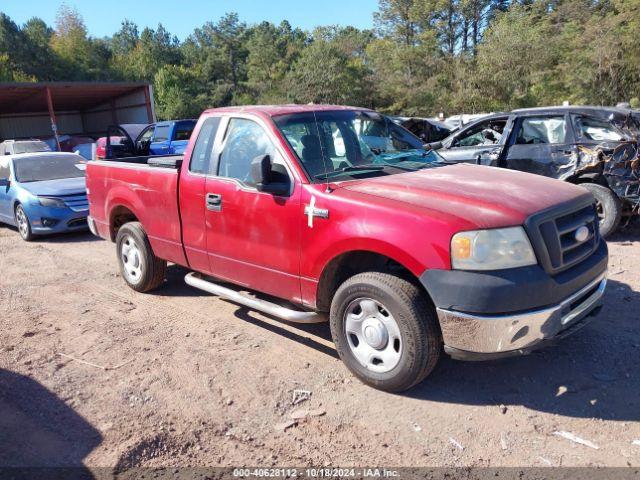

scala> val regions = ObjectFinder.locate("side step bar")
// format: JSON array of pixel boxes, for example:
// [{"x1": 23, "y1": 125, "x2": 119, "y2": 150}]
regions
[{"x1": 185, "y1": 273, "x2": 327, "y2": 324}]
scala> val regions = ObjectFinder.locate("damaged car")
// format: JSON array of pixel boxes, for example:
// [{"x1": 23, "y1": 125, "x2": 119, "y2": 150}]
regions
[
  {"x1": 432, "y1": 106, "x2": 640, "y2": 237},
  {"x1": 390, "y1": 116, "x2": 452, "y2": 143}
]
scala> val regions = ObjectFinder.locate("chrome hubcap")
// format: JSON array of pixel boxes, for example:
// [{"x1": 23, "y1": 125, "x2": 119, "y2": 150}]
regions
[
  {"x1": 344, "y1": 298, "x2": 402, "y2": 373},
  {"x1": 120, "y1": 235, "x2": 143, "y2": 283},
  {"x1": 16, "y1": 207, "x2": 28, "y2": 237}
]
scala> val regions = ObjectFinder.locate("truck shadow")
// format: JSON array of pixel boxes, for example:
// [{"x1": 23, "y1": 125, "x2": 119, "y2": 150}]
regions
[
  {"x1": 0, "y1": 368, "x2": 101, "y2": 478},
  {"x1": 410, "y1": 278, "x2": 640, "y2": 421},
  {"x1": 232, "y1": 307, "x2": 338, "y2": 360}
]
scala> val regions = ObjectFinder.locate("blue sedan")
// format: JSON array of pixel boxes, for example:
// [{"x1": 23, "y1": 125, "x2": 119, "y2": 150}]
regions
[{"x1": 0, "y1": 152, "x2": 89, "y2": 241}]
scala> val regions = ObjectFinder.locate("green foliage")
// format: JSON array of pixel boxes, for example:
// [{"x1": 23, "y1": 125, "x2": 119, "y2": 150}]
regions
[
  {"x1": 0, "y1": 1, "x2": 639, "y2": 119},
  {"x1": 285, "y1": 40, "x2": 373, "y2": 106},
  {"x1": 154, "y1": 65, "x2": 209, "y2": 119}
]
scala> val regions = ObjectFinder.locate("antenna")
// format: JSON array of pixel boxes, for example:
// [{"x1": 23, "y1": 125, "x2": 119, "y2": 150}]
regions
[{"x1": 312, "y1": 111, "x2": 332, "y2": 193}]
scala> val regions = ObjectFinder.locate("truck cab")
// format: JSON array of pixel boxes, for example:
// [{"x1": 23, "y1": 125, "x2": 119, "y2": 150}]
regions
[
  {"x1": 138, "y1": 119, "x2": 197, "y2": 156},
  {"x1": 87, "y1": 105, "x2": 608, "y2": 393},
  {"x1": 105, "y1": 119, "x2": 196, "y2": 159}
]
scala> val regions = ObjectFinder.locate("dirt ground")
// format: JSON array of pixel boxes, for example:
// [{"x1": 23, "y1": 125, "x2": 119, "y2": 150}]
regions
[{"x1": 1, "y1": 219, "x2": 639, "y2": 474}]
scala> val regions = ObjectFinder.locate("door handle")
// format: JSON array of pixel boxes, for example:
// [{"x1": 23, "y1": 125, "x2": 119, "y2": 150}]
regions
[{"x1": 206, "y1": 193, "x2": 222, "y2": 212}]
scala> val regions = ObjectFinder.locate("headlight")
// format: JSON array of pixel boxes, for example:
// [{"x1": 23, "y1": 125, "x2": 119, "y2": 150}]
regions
[
  {"x1": 38, "y1": 197, "x2": 66, "y2": 208},
  {"x1": 451, "y1": 226, "x2": 537, "y2": 270}
]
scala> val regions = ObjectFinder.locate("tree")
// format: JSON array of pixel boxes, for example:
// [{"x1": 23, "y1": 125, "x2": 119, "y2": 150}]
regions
[
  {"x1": 245, "y1": 21, "x2": 306, "y2": 103},
  {"x1": 154, "y1": 65, "x2": 209, "y2": 119},
  {"x1": 285, "y1": 40, "x2": 371, "y2": 106}
]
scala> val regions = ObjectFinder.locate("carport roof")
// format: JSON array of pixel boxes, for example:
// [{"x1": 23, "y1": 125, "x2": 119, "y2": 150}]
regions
[{"x1": 0, "y1": 82, "x2": 149, "y2": 114}]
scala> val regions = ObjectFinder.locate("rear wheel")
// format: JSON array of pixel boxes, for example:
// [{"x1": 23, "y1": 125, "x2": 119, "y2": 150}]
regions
[
  {"x1": 15, "y1": 204, "x2": 34, "y2": 241},
  {"x1": 582, "y1": 183, "x2": 622, "y2": 238},
  {"x1": 116, "y1": 222, "x2": 166, "y2": 292},
  {"x1": 329, "y1": 272, "x2": 441, "y2": 393}
]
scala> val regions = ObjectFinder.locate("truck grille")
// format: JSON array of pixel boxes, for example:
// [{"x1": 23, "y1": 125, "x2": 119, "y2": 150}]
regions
[{"x1": 525, "y1": 200, "x2": 600, "y2": 275}]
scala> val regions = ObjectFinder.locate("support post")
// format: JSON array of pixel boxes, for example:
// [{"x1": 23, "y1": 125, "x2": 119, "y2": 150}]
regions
[
  {"x1": 45, "y1": 87, "x2": 61, "y2": 151},
  {"x1": 143, "y1": 85, "x2": 153, "y2": 123}
]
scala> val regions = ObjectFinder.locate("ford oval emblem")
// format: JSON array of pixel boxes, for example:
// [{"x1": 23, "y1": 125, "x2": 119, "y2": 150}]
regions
[{"x1": 575, "y1": 225, "x2": 589, "y2": 243}]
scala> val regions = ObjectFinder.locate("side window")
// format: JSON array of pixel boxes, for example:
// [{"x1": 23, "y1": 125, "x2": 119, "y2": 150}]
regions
[
  {"x1": 139, "y1": 127, "x2": 154, "y2": 142},
  {"x1": 454, "y1": 119, "x2": 505, "y2": 147},
  {"x1": 153, "y1": 125, "x2": 170, "y2": 142},
  {"x1": 516, "y1": 116, "x2": 567, "y2": 144},
  {"x1": 218, "y1": 118, "x2": 276, "y2": 187},
  {"x1": 173, "y1": 123, "x2": 195, "y2": 141},
  {"x1": 573, "y1": 115, "x2": 623, "y2": 142},
  {"x1": 189, "y1": 117, "x2": 221, "y2": 174}
]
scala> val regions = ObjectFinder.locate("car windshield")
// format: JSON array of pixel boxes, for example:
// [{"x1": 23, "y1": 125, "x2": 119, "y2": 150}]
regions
[
  {"x1": 12, "y1": 141, "x2": 52, "y2": 154},
  {"x1": 273, "y1": 110, "x2": 443, "y2": 182},
  {"x1": 14, "y1": 155, "x2": 86, "y2": 183}
]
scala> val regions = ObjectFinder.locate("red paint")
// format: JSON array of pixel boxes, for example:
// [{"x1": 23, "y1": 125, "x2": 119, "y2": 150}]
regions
[{"x1": 88, "y1": 105, "x2": 590, "y2": 308}]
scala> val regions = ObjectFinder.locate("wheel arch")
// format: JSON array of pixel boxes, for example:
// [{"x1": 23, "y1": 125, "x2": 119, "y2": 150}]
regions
[
  {"x1": 108, "y1": 204, "x2": 139, "y2": 241},
  {"x1": 315, "y1": 249, "x2": 430, "y2": 312}
]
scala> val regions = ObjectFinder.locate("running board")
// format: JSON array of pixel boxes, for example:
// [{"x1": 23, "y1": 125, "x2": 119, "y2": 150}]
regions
[{"x1": 185, "y1": 273, "x2": 327, "y2": 324}]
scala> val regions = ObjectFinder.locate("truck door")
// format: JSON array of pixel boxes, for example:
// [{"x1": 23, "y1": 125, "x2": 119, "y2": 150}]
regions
[
  {"x1": 204, "y1": 116, "x2": 302, "y2": 303},
  {"x1": 149, "y1": 124, "x2": 171, "y2": 156},
  {"x1": 179, "y1": 116, "x2": 224, "y2": 275},
  {"x1": 502, "y1": 114, "x2": 577, "y2": 179}
]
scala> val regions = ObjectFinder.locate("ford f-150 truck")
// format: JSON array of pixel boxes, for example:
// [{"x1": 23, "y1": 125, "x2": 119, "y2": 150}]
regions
[{"x1": 86, "y1": 105, "x2": 608, "y2": 392}]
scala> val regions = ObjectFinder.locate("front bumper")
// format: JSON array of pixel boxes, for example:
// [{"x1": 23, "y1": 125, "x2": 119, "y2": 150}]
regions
[
  {"x1": 437, "y1": 273, "x2": 607, "y2": 359},
  {"x1": 26, "y1": 204, "x2": 89, "y2": 234}
]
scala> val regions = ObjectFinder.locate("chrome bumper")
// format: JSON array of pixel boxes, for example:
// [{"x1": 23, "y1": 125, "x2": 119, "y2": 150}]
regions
[{"x1": 437, "y1": 273, "x2": 607, "y2": 355}]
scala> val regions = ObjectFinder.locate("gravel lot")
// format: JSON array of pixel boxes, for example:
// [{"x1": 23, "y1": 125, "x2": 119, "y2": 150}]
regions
[{"x1": 1, "y1": 219, "x2": 639, "y2": 473}]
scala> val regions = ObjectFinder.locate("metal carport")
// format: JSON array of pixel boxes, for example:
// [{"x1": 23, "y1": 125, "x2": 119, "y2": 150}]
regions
[{"x1": 0, "y1": 82, "x2": 156, "y2": 149}]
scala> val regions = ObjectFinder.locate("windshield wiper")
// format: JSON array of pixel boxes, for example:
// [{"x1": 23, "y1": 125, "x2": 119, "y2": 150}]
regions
[{"x1": 315, "y1": 164, "x2": 385, "y2": 180}]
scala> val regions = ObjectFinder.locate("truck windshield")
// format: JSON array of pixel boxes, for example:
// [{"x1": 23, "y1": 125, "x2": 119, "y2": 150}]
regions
[
  {"x1": 273, "y1": 110, "x2": 443, "y2": 182},
  {"x1": 14, "y1": 155, "x2": 86, "y2": 183}
]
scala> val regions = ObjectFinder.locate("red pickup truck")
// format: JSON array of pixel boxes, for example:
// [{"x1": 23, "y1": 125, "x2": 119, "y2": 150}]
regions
[{"x1": 87, "y1": 105, "x2": 608, "y2": 392}]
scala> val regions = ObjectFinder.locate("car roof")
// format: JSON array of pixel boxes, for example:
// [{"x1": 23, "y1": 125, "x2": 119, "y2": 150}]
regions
[
  {"x1": 512, "y1": 105, "x2": 632, "y2": 116},
  {"x1": 203, "y1": 104, "x2": 369, "y2": 117},
  {"x1": 155, "y1": 119, "x2": 197, "y2": 127},
  {"x1": 1, "y1": 139, "x2": 46, "y2": 144}
]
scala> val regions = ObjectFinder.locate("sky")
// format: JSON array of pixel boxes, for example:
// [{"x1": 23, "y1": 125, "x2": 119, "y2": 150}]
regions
[{"x1": 1, "y1": 0, "x2": 379, "y2": 39}]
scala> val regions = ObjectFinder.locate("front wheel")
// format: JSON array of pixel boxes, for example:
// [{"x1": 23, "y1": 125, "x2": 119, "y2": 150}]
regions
[
  {"x1": 15, "y1": 204, "x2": 34, "y2": 241},
  {"x1": 115, "y1": 222, "x2": 167, "y2": 292},
  {"x1": 582, "y1": 183, "x2": 622, "y2": 238},
  {"x1": 329, "y1": 272, "x2": 441, "y2": 392}
]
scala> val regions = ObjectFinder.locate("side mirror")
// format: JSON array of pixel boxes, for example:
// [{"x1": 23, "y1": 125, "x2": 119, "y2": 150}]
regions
[
  {"x1": 251, "y1": 154, "x2": 290, "y2": 196},
  {"x1": 425, "y1": 141, "x2": 443, "y2": 150},
  {"x1": 0, "y1": 177, "x2": 10, "y2": 188}
]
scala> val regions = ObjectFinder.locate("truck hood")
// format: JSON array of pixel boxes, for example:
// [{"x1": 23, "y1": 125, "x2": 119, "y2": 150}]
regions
[
  {"x1": 338, "y1": 164, "x2": 591, "y2": 229},
  {"x1": 19, "y1": 177, "x2": 86, "y2": 197}
]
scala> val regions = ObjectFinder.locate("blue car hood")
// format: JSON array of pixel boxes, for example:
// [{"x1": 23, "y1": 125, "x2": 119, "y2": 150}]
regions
[{"x1": 20, "y1": 177, "x2": 86, "y2": 196}]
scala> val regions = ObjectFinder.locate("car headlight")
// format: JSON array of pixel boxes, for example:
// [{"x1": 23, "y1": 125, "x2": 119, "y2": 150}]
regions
[
  {"x1": 38, "y1": 197, "x2": 66, "y2": 208},
  {"x1": 451, "y1": 226, "x2": 537, "y2": 270}
]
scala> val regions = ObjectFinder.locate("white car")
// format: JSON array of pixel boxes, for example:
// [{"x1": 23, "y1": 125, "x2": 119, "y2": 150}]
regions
[{"x1": 0, "y1": 139, "x2": 52, "y2": 156}]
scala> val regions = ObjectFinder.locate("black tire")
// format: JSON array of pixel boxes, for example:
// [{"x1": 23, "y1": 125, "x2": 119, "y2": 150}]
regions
[
  {"x1": 582, "y1": 183, "x2": 622, "y2": 238},
  {"x1": 329, "y1": 272, "x2": 441, "y2": 393},
  {"x1": 115, "y1": 222, "x2": 166, "y2": 292},
  {"x1": 14, "y1": 204, "x2": 34, "y2": 241}
]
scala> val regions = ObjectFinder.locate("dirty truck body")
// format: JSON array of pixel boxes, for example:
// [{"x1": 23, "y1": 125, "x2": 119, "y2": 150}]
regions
[{"x1": 87, "y1": 105, "x2": 608, "y2": 392}]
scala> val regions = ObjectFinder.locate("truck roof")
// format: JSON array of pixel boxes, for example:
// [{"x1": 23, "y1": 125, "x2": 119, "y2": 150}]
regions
[{"x1": 203, "y1": 104, "x2": 369, "y2": 117}]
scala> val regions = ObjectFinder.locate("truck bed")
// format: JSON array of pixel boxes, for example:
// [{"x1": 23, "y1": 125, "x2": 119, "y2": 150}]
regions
[{"x1": 86, "y1": 155, "x2": 187, "y2": 266}]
